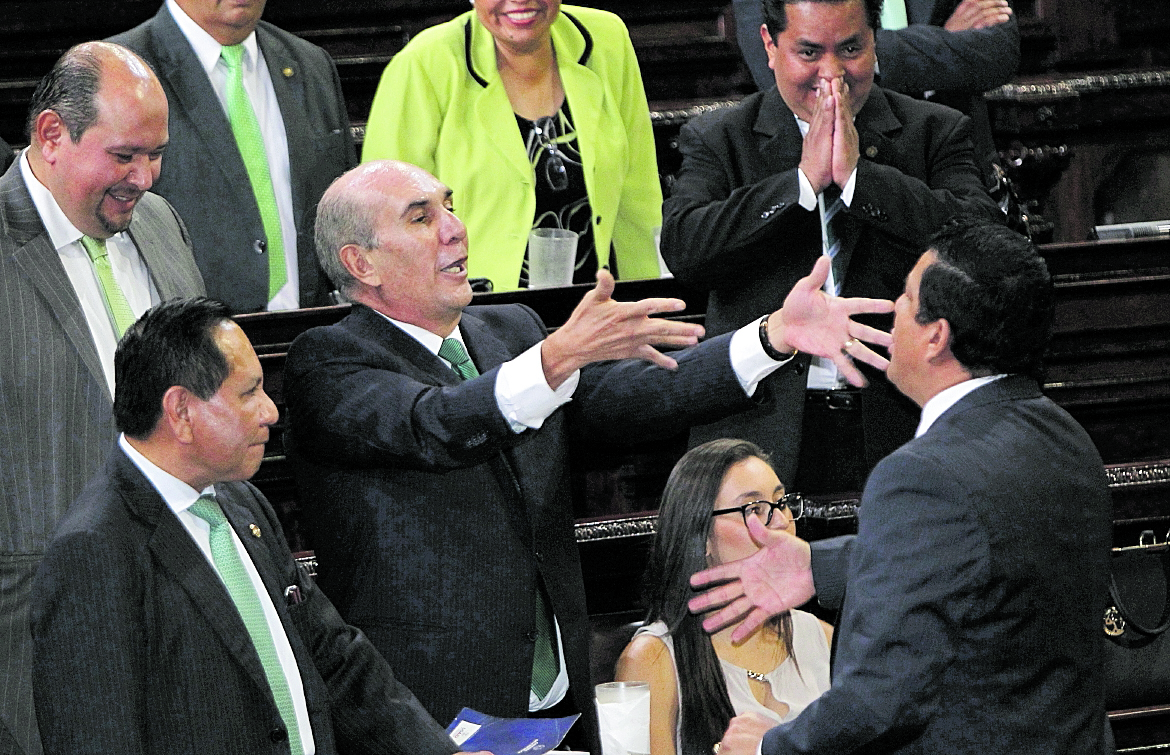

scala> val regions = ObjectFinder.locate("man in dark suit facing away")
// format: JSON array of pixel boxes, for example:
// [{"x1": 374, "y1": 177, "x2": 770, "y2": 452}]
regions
[
  {"x1": 0, "y1": 42, "x2": 205, "y2": 755},
  {"x1": 30, "y1": 297, "x2": 490, "y2": 755},
  {"x1": 110, "y1": 0, "x2": 357, "y2": 312},
  {"x1": 690, "y1": 217, "x2": 1113, "y2": 755},
  {"x1": 282, "y1": 159, "x2": 897, "y2": 751}
]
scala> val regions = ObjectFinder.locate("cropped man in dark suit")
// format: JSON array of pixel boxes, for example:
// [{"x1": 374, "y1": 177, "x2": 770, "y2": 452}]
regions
[
  {"x1": 31, "y1": 298, "x2": 479, "y2": 755},
  {"x1": 282, "y1": 160, "x2": 896, "y2": 749},
  {"x1": 660, "y1": 0, "x2": 1001, "y2": 492},
  {"x1": 110, "y1": 0, "x2": 357, "y2": 313},
  {"x1": 691, "y1": 217, "x2": 1113, "y2": 754},
  {"x1": 0, "y1": 42, "x2": 205, "y2": 755}
]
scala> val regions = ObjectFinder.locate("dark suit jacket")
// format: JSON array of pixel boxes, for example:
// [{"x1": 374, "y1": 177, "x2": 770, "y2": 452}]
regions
[
  {"x1": 30, "y1": 447, "x2": 458, "y2": 755},
  {"x1": 110, "y1": 5, "x2": 357, "y2": 313},
  {"x1": 660, "y1": 86, "x2": 1000, "y2": 484},
  {"x1": 0, "y1": 159, "x2": 204, "y2": 755},
  {"x1": 763, "y1": 376, "x2": 1112, "y2": 754},
  {"x1": 283, "y1": 303, "x2": 766, "y2": 748}
]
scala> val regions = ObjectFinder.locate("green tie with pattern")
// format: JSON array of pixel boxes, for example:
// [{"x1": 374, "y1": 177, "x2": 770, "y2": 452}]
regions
[
  {"x1": 79, "y1": 235, "x2": 136, "y2": 337},
  {"x1": 189, "y1": 494, "x2": 303, "y2": 753},
  {"x1": 435, "y1": 336, "x2": 560, "y2": 697},
  {"x1": 220, "y1": 44, "x2": 287, "y2": 301},
  {"x1": 437, "y1": 337, "x2": 480, "y2": 380}
]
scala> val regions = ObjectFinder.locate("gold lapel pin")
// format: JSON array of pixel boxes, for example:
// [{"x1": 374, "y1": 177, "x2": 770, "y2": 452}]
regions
[
  {"x1": 866, "y1": 145, "x2": 878, "y2": 158},
  {"x1": 282, "y1": 67, "x2": 294, "y2": 78},
  {"x1": 249, "y1": 523, "x2": 262, "y2": 538}
]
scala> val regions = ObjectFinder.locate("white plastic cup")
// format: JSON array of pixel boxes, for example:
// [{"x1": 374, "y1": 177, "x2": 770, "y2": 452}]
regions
[
  {"x1": 527, "y1": 228, "x2": 578, "y2": 288},
  {"x1": 596, "y1": 681, "x2": 650, "y2": 755}
]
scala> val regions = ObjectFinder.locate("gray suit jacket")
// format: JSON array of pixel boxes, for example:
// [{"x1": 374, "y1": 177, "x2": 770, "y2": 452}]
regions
[
  {"x1": 0, "y1": 159, "x2": 204, "y2": 755},
  {"x1": 768, "y1": 376, "x2": 1112, "y2": 754},
  {"x1": 110, "y1": 5, "x2": 357, "y2": 313},
  {"x1": 31, "y1": 447, "x2": 459, "y2": 755}
]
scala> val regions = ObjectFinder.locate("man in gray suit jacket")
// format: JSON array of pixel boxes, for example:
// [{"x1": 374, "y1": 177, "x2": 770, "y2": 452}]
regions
[
  {"x1": 110, "y1": 0, "x2": 357, "y2": 313},
  {"x1": 0, "y1": 42, "x2": 205, "y2": 755},
  {"x1": 691, "y1": 217, "x2": 1112, "y2": 754},
  {"x1": 31, "y1": 298, "x2": 480, "y2": 755}
]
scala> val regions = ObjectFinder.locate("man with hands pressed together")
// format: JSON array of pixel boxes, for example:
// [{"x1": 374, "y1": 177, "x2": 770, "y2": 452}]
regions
[
  {"x1": 282, "y1": 160, "x2": 894, "y2": 751},
  {"x1": 660, "y1": 0, "x2": 1001, "y2": 495},
  {"x1": 689, "y1": 218, "x2": 1113, "y2": 755}
]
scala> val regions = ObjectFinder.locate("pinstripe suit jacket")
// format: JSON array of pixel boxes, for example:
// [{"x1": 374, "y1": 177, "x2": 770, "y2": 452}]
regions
[
  {"x1": 0, "y1": 159, "x2": 204, "y2": 755},
  {"x1": 30, "y1": 447, "x2": 458, "y2": 755}
]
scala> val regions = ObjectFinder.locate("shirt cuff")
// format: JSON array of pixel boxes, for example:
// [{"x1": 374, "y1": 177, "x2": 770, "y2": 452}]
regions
[
  {"x1": 841, "y1": 166, "x2": 858, "y2": 206},
  {"x1": 797, "y1": 167, "x2": 817, "y2": 211},
  {"x1": 495, "y1": 342, "x2": 578, "y2": 432},
  {"x1": 731, "y1": 318, "x2": 795, "y2": 397}
]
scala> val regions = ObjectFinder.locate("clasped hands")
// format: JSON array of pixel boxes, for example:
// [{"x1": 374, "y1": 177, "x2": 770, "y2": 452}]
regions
[{"x1": 800, "y1": 76, "x2": 858, "y2": 197}]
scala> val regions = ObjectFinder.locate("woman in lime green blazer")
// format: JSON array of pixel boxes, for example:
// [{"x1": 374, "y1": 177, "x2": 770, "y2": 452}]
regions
[{"x1": 362, "y1": 2, "x2": 663, "y2": 292}]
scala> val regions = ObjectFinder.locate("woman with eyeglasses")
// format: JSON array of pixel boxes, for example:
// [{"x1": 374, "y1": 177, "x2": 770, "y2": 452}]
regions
[
  {"x1": 361, "y1": 0, "x2": 663, "y2": 291},
  {"x1": 616, "y1": 439, "x2": 832, "y2": 755}
]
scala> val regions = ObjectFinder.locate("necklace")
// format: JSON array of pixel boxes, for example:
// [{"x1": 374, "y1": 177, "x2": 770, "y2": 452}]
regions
[{"x1": 745, "y1": 669, "x2": 769, "y2": 682}]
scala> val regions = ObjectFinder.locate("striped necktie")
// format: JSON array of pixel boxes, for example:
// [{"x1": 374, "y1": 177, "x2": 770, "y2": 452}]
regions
[
  {"x1": 819, "y1": 185, "x2": 847, "y2": 296},
  {"x1": 189, "y1": 494, "x2": 303, "y2": 754},
  {"x1": 79, "y1": 235, "x2": 136, "y2": 337},
  {"x1": 438, "y1": 337, "x2": 480, "y2": 380},
  {"x1": 220, "y1": 44, "x2": 287, "y2": 301}
]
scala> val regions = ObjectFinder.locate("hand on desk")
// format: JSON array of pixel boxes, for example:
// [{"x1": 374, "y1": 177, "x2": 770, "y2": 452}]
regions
[
  {"x1": 766, "y1": 256, "x2": 894, "y2": 386},
  {"x1": 944, "y1": 0, "x2": 1013, "y2": 31}
]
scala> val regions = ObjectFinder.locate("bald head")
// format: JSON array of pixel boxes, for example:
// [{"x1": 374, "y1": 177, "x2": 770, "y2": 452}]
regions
[
  {"x1": 27, "y1": 42, "x2": 169, "y2": 239},
  {"x1": 316, "y1": 160, "x2": 471, "y2": 334}
]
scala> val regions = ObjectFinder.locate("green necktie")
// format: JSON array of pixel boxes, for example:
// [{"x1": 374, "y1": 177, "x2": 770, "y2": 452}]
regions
[
  {"x1": 437, "y1": 337, "x2": 480, "y2": 380},
  {"x1": 881, "y1": 0, "x2": 909, "y2": 30},
  {"x1": 189, "y1": 494, "x2": 303, "y2": 754},
  {"x1": 220, "y1": 44, "x2": 287, "y2": 301},
  {"x1": 79, "y1": 235, "x2": 136, "y2": 337},
  {"x1": 435, "y1": 336, "x2": 559, "y2": 696}
]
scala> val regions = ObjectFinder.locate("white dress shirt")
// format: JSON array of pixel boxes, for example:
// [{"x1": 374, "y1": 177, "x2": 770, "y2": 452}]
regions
[
  {"x1": 20, "y1": 151, "x2": 159, "y2": 393},
  {"x1": 166, "y1": 0, "x2": 299, "y2": 311},
  {"x1": 119, "y1": 435, "x2": 317, "y2": 755}
]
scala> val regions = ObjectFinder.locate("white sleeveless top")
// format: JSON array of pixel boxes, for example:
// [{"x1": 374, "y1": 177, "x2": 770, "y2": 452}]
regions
[{"x1": 635, "y1": 610, "x2": 831, "y2": 746}]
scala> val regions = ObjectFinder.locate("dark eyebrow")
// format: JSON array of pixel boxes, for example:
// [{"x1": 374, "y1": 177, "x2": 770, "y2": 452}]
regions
[{"x1": 400, "y1": 198, "x2": 431, "y2": 219}]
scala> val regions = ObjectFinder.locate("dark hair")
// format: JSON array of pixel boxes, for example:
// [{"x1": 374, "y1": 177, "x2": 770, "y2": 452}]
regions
[
  {"x1": 114, "y1": 298, "x2": 234, "y2": 438},
  {"x1": 26, "y1": 45, "x2": 104, "y2": 142},
  {"x1": 763, "y1": 0, "x2": 884, "y2": 40},
  {"x1": 642, "y1": 439, "x2": 795, "y2": 755},
  {"x1": 916, "y1": 216, "x2": 1054, "y2": 380}
]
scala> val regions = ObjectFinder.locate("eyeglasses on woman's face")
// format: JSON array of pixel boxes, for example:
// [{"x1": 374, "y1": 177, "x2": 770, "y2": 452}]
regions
[{"x1": 711, "y1": 493, "x2": 805, "y2": 528}]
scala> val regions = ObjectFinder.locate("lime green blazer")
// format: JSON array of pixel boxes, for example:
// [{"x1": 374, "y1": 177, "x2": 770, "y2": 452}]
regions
[{"x1": 362, "y1": 6, "x2": 663, "y2": 291}]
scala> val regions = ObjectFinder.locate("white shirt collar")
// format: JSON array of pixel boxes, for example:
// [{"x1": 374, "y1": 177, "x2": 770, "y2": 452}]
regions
[
  {"x1": 119, "y1": 434, "x2": 214, "y2": 515},
  {"x1": 166, "y1": 0, "x2": 260, "y2": 77},
  {"x1": 372, "y1": 309, "x2": 465, "y2": 358},
  {"x1": 19, "y1": 149, "x2": 98, "y2": 251},
  {"x1": 916, "y1": 374, "x2": 1006, "y2": 437}
]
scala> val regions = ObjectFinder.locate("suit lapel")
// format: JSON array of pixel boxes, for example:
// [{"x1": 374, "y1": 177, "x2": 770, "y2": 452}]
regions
[
  {"x1": 115, "y1": 451, "x2": 273, "y2": 695},
  {"x1": 0, "y1": 163, "x2": 110, "y2": 401},
  {"x1": 458, "y1": 310, "x2": 516, "y2": 374},
  {"x1": 754, "y1": 89, "x2": 805, "y2": 174},
  {"x1": 347, "y1": 305, "x2": 463, "y2": 387},
  {"x1": 148, "y1": 7, "x2": 254, "y2": 203},
  {"x1": 466, "y1": 19, "x2": 538, "y2": 184},
  {"x1": 855, "y1": 89, "x2": 905, "y2": 173}
]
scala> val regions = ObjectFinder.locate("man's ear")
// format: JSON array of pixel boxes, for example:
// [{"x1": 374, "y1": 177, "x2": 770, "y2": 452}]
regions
[
  {"x1": 33, "y1": 110, "x2": 69, "y2": 165},
  {"x1": 924, "y1": 318, "x2": 953, "y2": 363},
  {"x1": 339, "y1": 243, "x2": 380, "y2": 287},
  {"x1": 161, "y1": 385, "x2": 196, "y2": 444}
]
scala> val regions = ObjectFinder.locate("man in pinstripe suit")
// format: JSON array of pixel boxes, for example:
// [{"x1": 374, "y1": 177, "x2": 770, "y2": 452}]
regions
[{"x1": 0, "y1": 41, "x2": 204, "y2": 755}]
